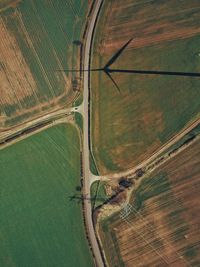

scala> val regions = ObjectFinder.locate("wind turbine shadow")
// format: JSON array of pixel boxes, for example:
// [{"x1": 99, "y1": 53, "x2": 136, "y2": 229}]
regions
[
  {"x1": 104, "y1": 38, "x2": 134, "y2": 69},
  {"x1": 58, "y1": 37, "x2": 200, "y2": 93}
]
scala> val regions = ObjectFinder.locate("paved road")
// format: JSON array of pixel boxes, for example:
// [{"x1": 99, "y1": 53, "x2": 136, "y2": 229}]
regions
[
  {"x1": 77, "y1": 0, "x2": 200, "y2": 264},
  {"x1": 1, "y1": 0, "x2": 199, "y2": 265},
  {"x1": 4, "y1": 0, "x2": 199, "y2": 265},
  {"x1": 81, "y1": 0, "x2": 104, "y2": 266}
]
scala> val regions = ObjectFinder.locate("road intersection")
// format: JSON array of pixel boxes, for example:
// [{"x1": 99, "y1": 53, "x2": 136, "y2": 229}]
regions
[{"x1": 1, "y1": 1, "x2": 199, "y2": 266}]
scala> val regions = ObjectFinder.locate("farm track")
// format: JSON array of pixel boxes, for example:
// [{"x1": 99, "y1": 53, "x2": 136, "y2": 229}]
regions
[
  {"x1": 0, "y1": 105, "x2": 82, "y2": 148},
  {"x1": 0, "y1": 0, "x2": 105, "y2": 266},
  {"x1": 99, "y1": 138, "x2": 200, "y2": 267},
  {"x1": 1, "y1": 1, "x2": 200, "y2": 266},
  {"x1": 0, "y1": 0, "x2": 88, "y2": 128},
  {"x1": 101, "y1": 117, "x2": 200, "y2": 181}
]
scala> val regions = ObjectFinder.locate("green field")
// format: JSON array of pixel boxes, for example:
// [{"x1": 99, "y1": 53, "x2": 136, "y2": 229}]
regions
[
  {"x1": 90, "y1": 181, "x2": 110, "y2": 209},
  {"x1": 0, "y1": 124, "x2": 94, "y2": 267},
  {"x1": 75, "y1": 112, "x2": 83, "y2": 131},
  {"x1": 99, "y1": 139, "x2": 200, "y2": 266},
  {"x1": 91, "y1": 0, "x2": 200, "y2": 174},
  {"x1": 1, "y1": 0, "x2": 88, "y2": 127}
]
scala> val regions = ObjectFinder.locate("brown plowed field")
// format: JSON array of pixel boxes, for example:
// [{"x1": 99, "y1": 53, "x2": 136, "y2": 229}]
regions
[
  {"x1": 0, "y1": 19, "x2": 37, "y2": 106},
  {"x1": 91, "y1": 0, "x2": 200, "y2": 174},
  {"x1": 99, "y1": 139, "x2": 200, "y2": 266},
  {"x1": 100, "y1": 0, "x2": 200, "y2": 54},
  {"x1": 0, "y1": 1, "x2": 89, "y2": 129}
]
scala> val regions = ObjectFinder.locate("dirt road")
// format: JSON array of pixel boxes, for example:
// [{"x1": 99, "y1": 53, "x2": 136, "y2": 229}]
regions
[{"x1": 103, "y1": 117, "x2": 200, "y2": 180}]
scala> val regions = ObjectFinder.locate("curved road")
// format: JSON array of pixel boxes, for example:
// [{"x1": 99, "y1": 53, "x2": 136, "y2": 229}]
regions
[
  {"x1": 82, "y1": 0, "x2": 104, "y2": 267},
  {"x1": 1, "y1": 0, "x2": 199, "y2": 265},
  {"x1": 81, "y1": 1, "x2": 200, "y2": 265}
]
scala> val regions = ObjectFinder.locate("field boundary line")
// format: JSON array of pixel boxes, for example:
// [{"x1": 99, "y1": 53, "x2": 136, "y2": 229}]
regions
[{"x1": 105, "y1": 117, "x2": 200, "y2": 180}]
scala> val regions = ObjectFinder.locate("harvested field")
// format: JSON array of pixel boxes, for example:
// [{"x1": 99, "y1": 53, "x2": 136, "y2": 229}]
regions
[
  {"x1": 0, "y1": 19, "x2": 37, "y2": 105},
  {"x1": 0, "y1": 0, "x2": 89, "y2": 128},
  {"x1": 91, "y1": 0, "x2": 200, "y2": 174},
  {"x1": 0, "y1": 124, "x2": 94, "y2": 267},
  {"x1": 100, "y1": 139, "x2": 200, "y2": 266},
  {"x1": 99, "y1": 138, "x2": 200, "y2": 267},
  {"x1": 100, "y1": 0, "x2": 200, "y2": 53}
]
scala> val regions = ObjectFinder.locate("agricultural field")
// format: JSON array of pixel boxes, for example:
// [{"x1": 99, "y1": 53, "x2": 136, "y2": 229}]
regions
[
  {"x1": 91, "y1": 181, "x2": 111, "y2": 209},
  {"x1": 99, "y1": 138, "x2": 200, "y2": 267},
  {"x1": 0, "y1": 124, "x2": 94, "y2": 267},
  {"x1": 91, "y1": 0, "x2": 200, "y2": 174},
  {"x1": 0, "y1": 0, "x2": 89, "y2": 129}
]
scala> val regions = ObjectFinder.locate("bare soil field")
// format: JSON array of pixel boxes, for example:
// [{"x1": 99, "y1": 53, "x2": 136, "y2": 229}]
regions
[
  {"x1": 0, "y1": 0, "x2": 89, "y2": 128},
  {"x1": 99, "y1": 139, "x2": 200, "y2": 266},
  {"x1": 100, "y1": 0, "x2": 200, "y2": 54},
  {"x1": 91, "y1": 0, "x2": 200, "y2": 174},
  {"x1": 0, "y1": 18, "x2": 37, "y2": 105}
]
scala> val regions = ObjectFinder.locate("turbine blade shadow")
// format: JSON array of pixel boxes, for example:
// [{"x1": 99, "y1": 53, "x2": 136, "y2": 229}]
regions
[
  {"x1": 109, "y1": 69, "x2": 200, "y2": 77},
  {"x1": 104, "y1": 38, "x2": 134, "y2": 69},
  {"x1": 105, "y1": 71, "x2": 121, "y2": 93}
]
